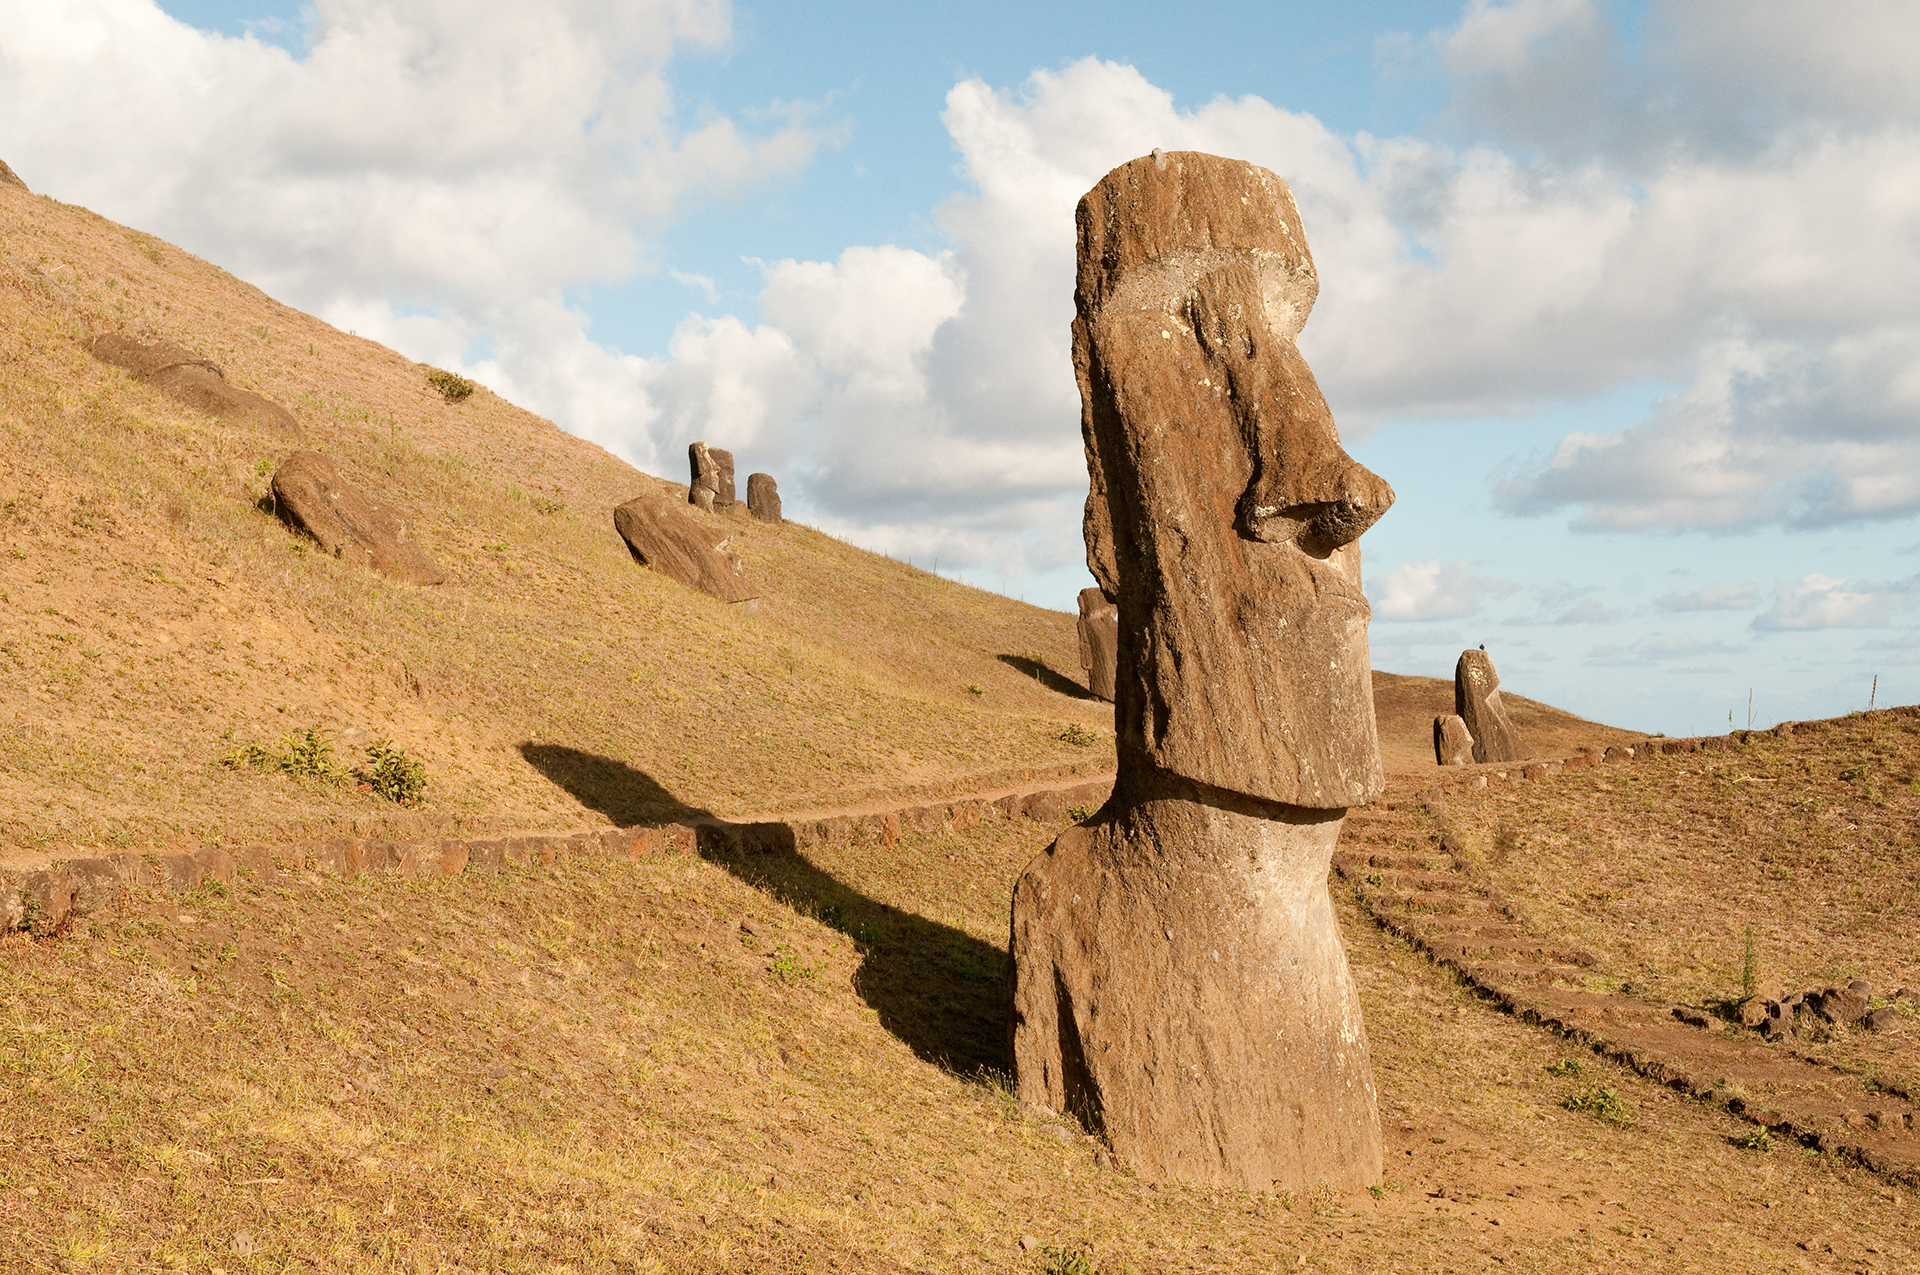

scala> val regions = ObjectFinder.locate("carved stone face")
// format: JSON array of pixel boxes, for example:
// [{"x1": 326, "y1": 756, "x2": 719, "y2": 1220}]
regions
[{"x1": 1074, "y1": 151, "x2": 1393, "y2": 809}]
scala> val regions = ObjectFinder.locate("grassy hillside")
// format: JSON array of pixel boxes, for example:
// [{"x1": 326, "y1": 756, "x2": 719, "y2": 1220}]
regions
[{"x1": 0, "y1": 182, "x2": 1113, "y2": 861}]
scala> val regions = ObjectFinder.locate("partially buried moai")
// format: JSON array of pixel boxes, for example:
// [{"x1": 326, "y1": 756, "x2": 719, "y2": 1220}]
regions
[{"x1": 1009, "y1": 151, "x2": 1394, "y2": 1192}]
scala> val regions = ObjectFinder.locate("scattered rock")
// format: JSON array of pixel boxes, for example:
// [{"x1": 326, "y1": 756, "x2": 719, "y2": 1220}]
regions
[
  {"x1": 1432, "y1": 714, "x2": 1474, "y2": 767},
  {"x1": 0, "y1": 159, "x2": 25, "y2": 191},
  {"x1": 89, "y1": 333, "x2": 301, "y2": 438},
  {"x1": 613, "y1": 490, "x2": 759, "y2": 604},
  {"x1": 746, "y1": 472, "x2": 783, "y2": 524},
  {"x1": 1454, "y1": 648, "x2": 1529, "y2": 764},
  {"x1": 1076, "y1": 587, "x2": 1118, "y2": 702},
  {"x1": 1012, "y1": 151, "x2": 1389, "y2": 1195},
  {"x1": 270, "y1": 450, "x2": 447, "y2": 584},
  {"x1": 1735, "y1": 995, "x2": 1774, "y2": 1029},
  {"x1": 1019, "y1": 1235, "x2": 1039, "y2": 1252}
]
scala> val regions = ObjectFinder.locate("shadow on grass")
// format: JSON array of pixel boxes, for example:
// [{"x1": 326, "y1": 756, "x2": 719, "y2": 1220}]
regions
[
  {"x1": 996, "y1": 652, "x2": 1099, "y2": 702},
  {"x1": 518, "y1": 741, "x2": 1010, "y2": 1081}
]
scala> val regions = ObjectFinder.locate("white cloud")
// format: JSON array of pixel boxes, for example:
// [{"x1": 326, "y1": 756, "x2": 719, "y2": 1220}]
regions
[
  {"x1": 1752, "y1": 574, "x2": 1914, "y2": 631},
  {"x1": 1657, "y1": 581, "x2": 1759, "y2": 612},
  {"x1": 1368, "y1": 559, "x2": 1519, "y2": 621}
]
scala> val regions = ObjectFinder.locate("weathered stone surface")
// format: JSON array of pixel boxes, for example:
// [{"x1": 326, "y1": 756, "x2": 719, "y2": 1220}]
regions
[
  {"x1": 1011, "y1": 778, "x2": 1380, "y2": 1190},
  {"x1": 271, "y1": 451, "x2": 447, "y2": 584},
  {"x1": 1075, "y1": 587, "x2": 1118, "y2": 702},
  {"x1": 710, "y1": 449, "x2": 737, "y2": 508},
  {"x1": 747, "y1": 472, "x2": 783, "y2": 523},
  {"x1": 688, "y1": 442, "x2": 719, "y2": 511},
  {"x1": 89, "y1": 333, "x2": 301, "y2": 437},
  {"x1": 1012, "y1": 151, "x2": 1388, "y2": 1193},
  {"x1": 1455, "y1": 648, "x2": 1529, "y2": 763},
  {"x1": 613, "y1": 490, "x2": 758, "y2": 604},
  {"x1": 1433, "y1": 714, "x2": 1474, "y2": 766},
  {"x1": 0, "y1": 159, "x2": 25, "y2": 191}
]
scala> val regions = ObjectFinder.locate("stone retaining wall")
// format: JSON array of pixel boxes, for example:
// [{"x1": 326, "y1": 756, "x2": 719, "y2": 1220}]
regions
[
  {"x1": 0, "y1": 776, "x2": 1116, "y2": 936},
  {"x1": 1436, "y1": 703, "x2": 1920, "y2": 790}
]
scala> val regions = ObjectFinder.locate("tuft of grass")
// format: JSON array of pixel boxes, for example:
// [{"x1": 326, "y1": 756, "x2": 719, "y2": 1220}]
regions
[
  {"x1": 1563, "y1": 1084, "x2": 1634, "y2": 1129},
  {"x1": 1741, "y1": 925, "x2": 1757, "y2": 1001},
  {"x1": 425, "y1": 367, "x2": 475, "y2": 402},
  {"x1": 1042, "y1": 1245, "x2": 1097, "y2": 1275},
  {"x1": 1548, "y1": 1057, "x2": 1584, "y2": 1077},
  {"x1": 359, "y1": 738, "x2": 428, "y2": 805},
  {"x1": 224, "y1": 728, "x2": 427, "y2": 805},
  {"x1": 1057, "y1": 724, "x2": 1099, "y2": 747},
  {"x1": 1733, "y1": 1126, "x2": 1775, "y2": 1152}
]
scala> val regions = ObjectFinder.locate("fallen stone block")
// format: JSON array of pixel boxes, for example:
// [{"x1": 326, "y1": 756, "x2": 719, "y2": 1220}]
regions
[{"x1": 271, "y1": 450, "x2": 448, "y2": 584}]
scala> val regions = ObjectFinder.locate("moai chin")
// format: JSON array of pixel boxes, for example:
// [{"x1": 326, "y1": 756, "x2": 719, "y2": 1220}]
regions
[{"x1": 1009, "y1": 151, "x2": 1394, "y2": 1193}]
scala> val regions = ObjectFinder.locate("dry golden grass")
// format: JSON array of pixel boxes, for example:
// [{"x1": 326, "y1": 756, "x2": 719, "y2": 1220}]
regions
[
  {"x1": 0, "y1": 183, "x2": 1111, "y2": 863},
  {"x1": 1436, "y1": 711, "x2": 1920, "y2": 1096},
  {"x1": 6, "y1": 808, "x2": 1914, "y2": 1274}
]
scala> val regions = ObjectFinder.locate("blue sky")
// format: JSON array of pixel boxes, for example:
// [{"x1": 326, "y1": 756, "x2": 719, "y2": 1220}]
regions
[{"x1": 4, "y1": 0, "x2": 1917, "y2": 736}]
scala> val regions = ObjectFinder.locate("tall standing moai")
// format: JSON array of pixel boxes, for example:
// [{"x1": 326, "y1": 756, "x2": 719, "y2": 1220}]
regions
[
  {"x1": 1075, "y1": 586, "x2": 1118, "y2": 702},
  {"x1": 687, "y1": 442, "x2": 740, "y2": 514},
  {"x1": 1009, "y1": 151, "x2": 1395, "y2": 1193},
  {"x1": 1455, "y1": 647, "x2": 1528, "y2": 763}
]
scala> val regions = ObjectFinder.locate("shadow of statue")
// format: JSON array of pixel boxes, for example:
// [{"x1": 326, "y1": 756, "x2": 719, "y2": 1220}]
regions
[
  {"x1": 996, "y1": 653, "x2": 1099, "y2": 702},
  {"x1": 518, "y1": 741, "x2": 1011, "y2": 1081}
]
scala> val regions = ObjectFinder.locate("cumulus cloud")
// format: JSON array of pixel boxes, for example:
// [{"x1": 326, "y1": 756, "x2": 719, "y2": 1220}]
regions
[
  {"x1": 0, "y1": 0, "x2": 830, "y2": 476},
  {"x1": 1752, "y1": 574, "x2": 1915, "y2": 631},
  {"x1": 1657, "y1": 581, "x2": 1759, "y2": 611},
  {"x1": 1368, "y1": 559, "x2": 1519, "y2": 621}
]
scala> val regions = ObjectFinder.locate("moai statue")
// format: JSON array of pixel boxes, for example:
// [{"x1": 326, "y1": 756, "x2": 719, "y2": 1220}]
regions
[
  {"x1": 1455, "y1": 647, "x2": 1528, "y2": 763},
  {"x1": 687, "y1": 442, "x2": 719, "y2": 512},
  {"x1": 1433, "y1": 714, "x2": 1475, "y2": 766},
  {"x1": 746, "y1": 472, "x2": 783, "y2": 524},
  {"x1": 1075, "y1": 586, "x2": 1118, "y2": 702},
  {"x1": 710, "y1": 448, "x2": 739, "y2": 511},
  {"x1": 1009, "y1": 151, "x2": 1394, "y2": 1193}
]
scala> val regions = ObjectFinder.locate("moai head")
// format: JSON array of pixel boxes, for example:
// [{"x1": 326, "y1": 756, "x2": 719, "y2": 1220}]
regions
[{"x1": 1073, "y1": 151, "x2": 1393, "y2": 808}]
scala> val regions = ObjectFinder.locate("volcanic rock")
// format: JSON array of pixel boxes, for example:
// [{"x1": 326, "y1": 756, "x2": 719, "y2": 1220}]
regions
[
  {"x1": 613, "y1": 491, "x2": 758, "y2": 604},
  {"x1": 1455, "y1": 648, "x2": 1529, "y2": 764},
  {"x1": 687, "y1": 442, "x2": 718, "y2": 512},
  {"x1": 1075, "y1": 587, "x2": 1118, "y2": 702},
  {"x1": 747, "y1": 473, "x2": 782, "y2": 524},
  {"x1": 270, "y1": 450, "x2": 447, "y2": 584},
  {"x1": 710, "y1": 449, "x2": 738, "y2": 508},
  {"x1": 1011, "y1": 150, "x2": 1390, "y2": 1193},
  {"x1": 89, "y1": 333, "x2": 300, "y2": 438},
  {"x1": 1433, "y1": 714, "x2": 1474, "y2": 767}
]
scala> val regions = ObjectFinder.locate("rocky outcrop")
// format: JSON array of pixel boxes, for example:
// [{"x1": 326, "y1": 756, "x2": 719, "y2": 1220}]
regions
[
  {"x1": 613, "y1": 491, "x2": 758, "y2": 604},
  {"x1": 1433, "y1": 714, "x2": 1474, "y2": 766},
  {"x1": 1075, "y1": 587, "x2": 1117, "y2": 702},
  {"x1": 270, "y1": 450, "x2": 447, "y2": 584},
  {"x1": 1011, "y1": 151, "x2": 1391, "y2": 1193},
  {"x1": 747, "y1": 472, "x2": 782, "y2": 524},
  {"x1": 89, "y1": 333, "x2": 301, "y2": 437},
  {"x1": 1455, "y1": 648, "x2": 1529, "y2": 763},
  {"x1": 0, "y1": 159, "x2": 26, "y2": 191}
]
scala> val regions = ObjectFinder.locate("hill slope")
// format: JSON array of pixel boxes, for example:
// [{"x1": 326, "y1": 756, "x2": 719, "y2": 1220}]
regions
[{"x1": 0, "y1": 182, "x2": 1113, "y2": 859}]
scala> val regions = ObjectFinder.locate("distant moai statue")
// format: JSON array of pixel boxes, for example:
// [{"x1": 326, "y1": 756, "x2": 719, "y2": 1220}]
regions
[
  {"x1": 746, "y1": 472, "x2": 782, "y2": 524},
  {"x1": 687, "y1": 443, "x2": 740, "y2": 513},
  {"x1": 1075, "y1": 586, "x2": 1118, "y2": 702},
  {"x1": 1009, "y1": 151, "x2": 1394, "y2": 1193},
  {"x1": 1455, "y1": 647, "x2": 1528, "y2": 763},
  {"x1": 1433, "y1": 714, "x2": 1475, "y2": 766}
]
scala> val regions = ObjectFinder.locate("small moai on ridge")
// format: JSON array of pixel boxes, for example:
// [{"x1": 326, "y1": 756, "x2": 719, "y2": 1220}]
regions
[
  {"x1": 1075, "y1": 586, "x2": 1117, "y2": 702},
  {"x1": 1433, "y1": 714, "x2": 1475, "y2": 766},
  {"x1": 746, "y1": 472, "x2": 782, "y2": 524},
  {"x1": 1455, "y1": 647, "x2": 1529, "y2": 763},
  {"x1": 1009, "y1": 150, "x2": 1395, "y2": 1194},
  {"x1": 688, "y1": 442, "x2": 743, "y2": 514}
]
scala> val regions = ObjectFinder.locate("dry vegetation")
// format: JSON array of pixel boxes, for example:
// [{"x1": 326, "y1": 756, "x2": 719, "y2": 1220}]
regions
[
  {"x1": 0, "y1": 182, "x2": 1110, "y2": 863},
  {"x1": 1436, "y1": 711, "x2": 1920, "y2": 1101},
  {"x1": 9, "y1": 812, "x2": 1917, "y2": 1275}
]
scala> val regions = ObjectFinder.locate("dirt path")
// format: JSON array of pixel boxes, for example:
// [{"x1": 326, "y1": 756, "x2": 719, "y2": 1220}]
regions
[{"x1": 1339, "y1": 791, "x2": 1920, "y2": 1185}]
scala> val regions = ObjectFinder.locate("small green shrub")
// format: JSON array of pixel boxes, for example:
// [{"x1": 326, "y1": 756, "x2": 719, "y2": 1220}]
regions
[
  {"x1": 1733, "y1": 1126, "x2": 1774, "y2": 1152},
  {"x1": 358, "y1": 739, "x2": 428, "y2": 805},
  {"x1": 1042, "y1": 1246, "x2": 1096, "y2": 1275},
  {"x1": 1547, "y1": 1057, "x2": 1584, "y2": 1077},
  {"x1": 1057, "y1": 724, "x2": 1098, "y2": 747},
  {"x1": 426, "y1": 368, "x2": 475, "y2": 402},
  {"x1": 1562, "y1": 1084, "x2": 1633, "y2": 1128},
  {"x1": 769, "y1": 942, "x2": 816, "y2": 986},
  {"x1": 1065, "y1": 803, "x2": 1094, "y2": 824}
]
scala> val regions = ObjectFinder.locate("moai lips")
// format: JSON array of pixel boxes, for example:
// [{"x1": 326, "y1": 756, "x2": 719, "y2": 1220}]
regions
[{"x1": 1012, "y1": 151, "x2": 1389, "y2": 1194}]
